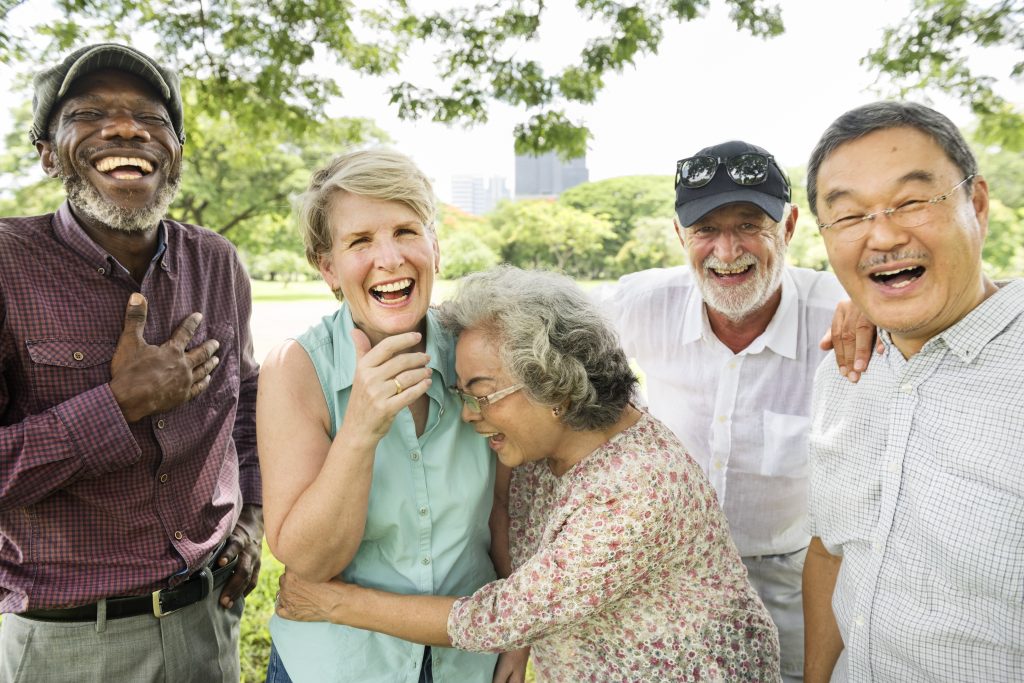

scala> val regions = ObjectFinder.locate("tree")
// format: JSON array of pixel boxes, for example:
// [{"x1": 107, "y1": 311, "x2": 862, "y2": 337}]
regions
[
  {"x1": 0, "y1": 0, "x2": 784, "y2": 158},
  {"x1": 489, "y1": 199, "x2": 615, "y2": 278},
  {"x1": 558, "y1": 175, "x2": 675, "y2": 248},
  {"x1": 612, "y1": 215, "x2": 687, "y2": 273},
  {"x1": 866, "y1": 0, "x2": 1024, "y2": 151}
]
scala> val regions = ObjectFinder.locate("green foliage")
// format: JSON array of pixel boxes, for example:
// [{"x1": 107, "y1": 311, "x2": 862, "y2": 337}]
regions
[
  {"x1": 613, "y1": 215, "x2": 687, "y2": 272},
  {"x1": 982, "y1": 199, "x2": 1024, "y2": 278},
  {"x1": 558, "y1": 175, "x2": 675, "y2": 245},
  {"x1": 240, "y1": 543, "x2": 284, "y2": 683},
  {"x1": 1, "y1": 0, "x2": 784, "y2": 159},
  {"x1": 489, "y1": 199, "x2": 616, "y2": 278},
  {"x1": 866, "y1": 0, "x2": 1024, "y2": 151}
]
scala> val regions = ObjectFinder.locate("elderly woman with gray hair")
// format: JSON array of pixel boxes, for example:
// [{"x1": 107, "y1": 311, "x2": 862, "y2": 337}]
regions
[{"x1": 277, "y1": 266, "x2": 782, "y2": 682}]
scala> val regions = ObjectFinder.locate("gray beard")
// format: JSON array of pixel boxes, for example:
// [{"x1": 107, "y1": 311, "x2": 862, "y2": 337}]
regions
[
  {"x1": 696, "y1": 240, "x2": 787, "y2": 324},
  {"x1": 54, "y1": 155, "x2": 180, "y2": 233}
]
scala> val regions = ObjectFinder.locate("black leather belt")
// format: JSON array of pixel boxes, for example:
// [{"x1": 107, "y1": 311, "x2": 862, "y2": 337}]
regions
[{"x1": 20, "y1": 554, "x2": 238, "y2": 622}]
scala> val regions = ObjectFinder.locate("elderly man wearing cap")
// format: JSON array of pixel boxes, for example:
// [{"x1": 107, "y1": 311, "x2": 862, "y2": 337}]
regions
[
  {"x1": 599, "y1": 140, "x2": 849, "y2": 682},
  {"x1": 0, "y1": 44, "x2": 262, "y2": 682}
]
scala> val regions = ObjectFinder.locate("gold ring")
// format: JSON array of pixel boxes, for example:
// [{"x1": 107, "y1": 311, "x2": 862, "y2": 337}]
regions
[{"x1": 393, "y1": 378, "x2": 404, "y2": 395}]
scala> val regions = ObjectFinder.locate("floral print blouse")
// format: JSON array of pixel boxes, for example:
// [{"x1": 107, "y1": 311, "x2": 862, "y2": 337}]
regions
[{"x1": 448, "y1": 412, "x2": 780, "y2": 682}]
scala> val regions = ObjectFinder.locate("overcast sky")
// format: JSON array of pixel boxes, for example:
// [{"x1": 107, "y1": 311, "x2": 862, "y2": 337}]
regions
[{"x1": 2, "y1": 0, "x2": 1020, "y2": 202}]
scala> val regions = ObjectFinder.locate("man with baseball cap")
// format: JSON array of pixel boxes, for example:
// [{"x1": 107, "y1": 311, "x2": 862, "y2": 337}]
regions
[
  {"x1": 0, "y1": 43, "x2": 262, "y2": 682},
  {"x1": 598, "y1": 140, "x2": 849, "y2": 682}
]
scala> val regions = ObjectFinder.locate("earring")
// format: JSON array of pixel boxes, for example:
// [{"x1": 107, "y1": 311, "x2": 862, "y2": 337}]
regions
[{"x1": 552, "y1": 407, "x2": 561, "y2": 418}]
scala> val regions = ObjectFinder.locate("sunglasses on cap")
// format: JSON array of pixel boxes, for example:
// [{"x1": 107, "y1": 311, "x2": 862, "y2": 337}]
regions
[{"x1": 674, "y1": 152, "x2": 781, "y2": 190}]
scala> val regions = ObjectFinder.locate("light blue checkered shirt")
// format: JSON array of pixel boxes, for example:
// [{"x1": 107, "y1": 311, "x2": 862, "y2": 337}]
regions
[{"x1": 809, "y1": 279, "x2": 1024, "y2": 682}]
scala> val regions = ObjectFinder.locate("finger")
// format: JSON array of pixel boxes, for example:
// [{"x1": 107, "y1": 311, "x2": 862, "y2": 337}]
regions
[
  {"x1": 185, "y1": 339, "x2": 220, "y2": 368},
  {"x1": 119, "y1": 292, "x2": 149, "y2": 346},
  {"x1": 190, "y1": 351, "x2": 221, "y2": 382},
  {"x1": 387, "y1": 377, "x2": 432, "y2": 407},
  {"x1": 852, "y1": 318, "x2": 876, "y2": 374},
  {"x1": 186, "y1": 374, "x2": 213, "y2": 401},
  {"x1": 392, "y1": 368, "x2": 434, "y2": 395},
  {"x1": 351, "y1": 328, "x2": 372, "y2": 362},
  {"x1": 244, "y1": 555, "x2": 262, "y2": 596},
  {"x1": 819, "y1": 326, "x2": 833, "y2": 352},
  {"x1": 217, "y1": 538, "x2": 244, "y2": 567},
  {"x1": 169, "y1": 312, "x2": 204, "y2": 351},
  {"x1": 219, "y1": 547, "x2": 254, "y2": 607}
]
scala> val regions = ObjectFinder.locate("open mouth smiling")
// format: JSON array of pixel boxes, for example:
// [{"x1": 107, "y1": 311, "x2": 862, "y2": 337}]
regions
[
  {"x1": 709, "y1": 263, "x2": 754, "y2": 278},
  {"x1": 870, "y1": 265, "x2": 925, "y2": 289},
  {"x1": 369, "y1": 278, "x2": 414, "y2": 303},
  {"x1": 94, "y1": 155, "x2": 155, "y2": 180}
]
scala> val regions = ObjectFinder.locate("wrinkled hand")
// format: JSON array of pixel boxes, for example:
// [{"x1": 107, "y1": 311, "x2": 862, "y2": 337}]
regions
[
  {"x1": 493, "y1": 647, "x2": 530, "y2": 683},
  {"x1": 345, "y1": 328, "x2": 432, "y2": 442},
  {"x1": 276, "y1": 569, "x2": 350, "y2": 623},
  {"x1": 819, "y1": 299, "x2": 882, "y2": 383},
  {"x1": 109, "y1": 293, "x2": 221, "y2": 422},
  {"x1": 218, "y1": 504, "x2": 264, "y2": 609}
]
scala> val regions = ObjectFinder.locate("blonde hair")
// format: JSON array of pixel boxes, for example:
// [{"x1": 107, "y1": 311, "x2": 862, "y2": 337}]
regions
[{"x1": 296, "y1": 147, "x2": 437, "y2": 268}]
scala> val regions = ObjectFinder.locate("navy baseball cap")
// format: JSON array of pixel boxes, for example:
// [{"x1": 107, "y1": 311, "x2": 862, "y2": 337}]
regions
[{"x1": 674, "y1": 140, "x2": 790, "y2": 226}]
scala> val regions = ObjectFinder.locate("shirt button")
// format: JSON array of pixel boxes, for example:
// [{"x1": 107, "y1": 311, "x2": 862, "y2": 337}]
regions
[
  {"x1": 174, "y1": 530, "x2": 183, "y2": 540},
  {"x1": 901, "y1": 383, "x2": 913, "y2": 394},
  {"x1": 159, "y1": 473, "x2": 169, "y2": 483},
  {"x1": 418, "y1": 507, "x2": 428, "y2": 516},
  {"x1": 410, "y1": 451, "x2": 421, "y2": 461},
  {"x1": 156, "y1": 419, "x2": 166, "y2": 429},
  {"x1": 716, "y1": 415, "x2": 727, "y2": 423},
  {"x1": 872, "y1": 541, "x2": 881, "y2": 552},
  {"x1": 728, "y1": 361, "x2": 737, "y2": 370},
  {"x1": 888, "y1": 460, "x2": 899, "y2": 473},
  {"x1": 713, "y1": 460, "x2": 724, "y2": 470},
  {"x1": 72, "y1": 351, "x2": 84, "y2": 361},
  {"x1": 421, "y1": 557, "x2": 431, "y2": 566},
  {"x1": 97, "y1": 267, "x2": 106, "y2": 275}
]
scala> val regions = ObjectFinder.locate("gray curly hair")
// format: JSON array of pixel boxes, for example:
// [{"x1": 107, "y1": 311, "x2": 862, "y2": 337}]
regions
[{"x1": 438, "y1": 266, "x2": 638, "y2": 431}]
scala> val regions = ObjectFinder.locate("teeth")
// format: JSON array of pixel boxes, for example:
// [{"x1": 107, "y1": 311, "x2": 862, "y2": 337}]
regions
[
  {"x1": 95, "y1": 156, "x2": 153, "y2": 174},
  {"x1": 877, "y1": 267, "x2": 916, "y2": 277},
  {"x1": 371, "y1": 279, "x2": 412, "y2": 293},
  {"x1": 712, "y1": 265, "x2": 750, "y2": 275}
]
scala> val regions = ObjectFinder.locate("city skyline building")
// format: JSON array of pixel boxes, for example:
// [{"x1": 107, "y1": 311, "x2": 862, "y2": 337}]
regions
[{"x1": 514, "y1": 151, "x2": 589, "y2": 199}]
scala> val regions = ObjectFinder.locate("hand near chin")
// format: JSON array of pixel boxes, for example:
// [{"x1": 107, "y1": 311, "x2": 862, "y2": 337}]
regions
[
  {"x1": 346, "y1": 327, "x2": 433, "y2": 441},
  {"x1": 276, "y1": 569, "x2": 350, "y2": 624}
]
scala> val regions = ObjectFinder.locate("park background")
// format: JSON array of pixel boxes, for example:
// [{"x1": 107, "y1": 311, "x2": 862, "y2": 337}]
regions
[{"x1": 1, "y1": 0, "x2": 1022, "y2": 680}]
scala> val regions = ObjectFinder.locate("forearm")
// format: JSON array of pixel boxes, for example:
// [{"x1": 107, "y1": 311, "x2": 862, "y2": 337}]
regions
[
  {"x1": 271, "y1": 429, "x2": 378, "y2": 581},
  {"x1": 489, "y1": 463, "x2": 513, "y2": 578},
  {"x1": 0, "y1": 384, "x2": 139, "y2": 510},
  {"x1": 333, "y1": 584, "x2": 456, "y2": 647},
  {"x1": 803, "y1": 536, "x2": 844, "y2": 683}
]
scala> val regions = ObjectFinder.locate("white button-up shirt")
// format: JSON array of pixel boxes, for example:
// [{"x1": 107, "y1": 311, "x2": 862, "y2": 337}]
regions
[
  {"x1": 600, "y1": 266, "x2": 846, "y2": 556},
  {"x1": 808, "y1": 279, "x2": 1024, "y2": 682}
]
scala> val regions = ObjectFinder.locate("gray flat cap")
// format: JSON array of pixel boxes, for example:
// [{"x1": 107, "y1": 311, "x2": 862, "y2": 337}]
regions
[{"x1": 30, "y1": 43, "x2": 185, "y2": 144}]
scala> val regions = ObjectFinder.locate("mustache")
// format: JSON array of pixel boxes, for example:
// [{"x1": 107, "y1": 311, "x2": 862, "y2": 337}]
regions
[
  {"x1": 703, "y1": 253, "x2": 758, "y2": 271},
  {"x1": 857, "y1": 251, "x2": 929, "y2": 272}
]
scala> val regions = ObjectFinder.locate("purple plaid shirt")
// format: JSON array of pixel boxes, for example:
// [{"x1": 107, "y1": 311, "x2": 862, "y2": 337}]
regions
[{"x1": 0, "y1": 202, "x2": 260, "y2": 611}]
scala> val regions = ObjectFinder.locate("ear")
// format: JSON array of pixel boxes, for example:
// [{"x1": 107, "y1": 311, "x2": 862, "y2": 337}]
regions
[
  {"x1": 783, "y1": 204, "x2": 798, "y2": 245},
  {"x1": 431, "y1": 230, "x2": 441, "y2": 274},
  {"x1": 673, "y1": 218, "x2": 687, "y2": 248},
  {"x1": 36, "y1": 140, "x2": 59, "y2": 178},
  {"x1": 970, "y1": 175, "x2": 990, "y2": 239},
  {"x1": 317, "y1": 252, "x2": 339, "y2": 292}
]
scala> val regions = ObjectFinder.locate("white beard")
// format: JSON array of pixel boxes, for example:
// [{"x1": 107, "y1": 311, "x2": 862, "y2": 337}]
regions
[{"x1": 695, "y1": 237, "x2": 787, "y2": 324}]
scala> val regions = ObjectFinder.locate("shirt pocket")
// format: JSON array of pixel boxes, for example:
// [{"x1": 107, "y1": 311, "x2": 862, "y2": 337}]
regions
[
  {"x1": 188, "y1": 321, "x2": 240, "y2": 405},
  {"x1": 920, "y1": 470, "x2": 1024, "y2": 602},
  {"x1": 25, "y1": 338, "x2": 116, "y2": 406},
  {"x1": 761, "y1": 410, "x2": 811, "y2": 478}
]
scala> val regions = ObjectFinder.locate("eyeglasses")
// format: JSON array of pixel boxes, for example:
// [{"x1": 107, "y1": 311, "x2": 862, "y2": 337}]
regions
[
  {"x1": 817, "y1": 175, "x2": 975, "y2": 241},
  {"x1": 675, "y1": 152, "x2": 782, "y2": 189},
  {"x1": 449, "y1": 383, "x2": 524, "y2": 413}
]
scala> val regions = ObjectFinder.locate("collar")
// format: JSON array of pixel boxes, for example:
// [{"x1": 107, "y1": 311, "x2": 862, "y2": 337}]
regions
[
  {"x1": 329, "y1": 304, "x2": 455, "y2": 394},
  {"x1": 53, "y1": 201, "x2": 168, "y2": 276},
  {"x1": 681, "y1": 266, "x2": 798, "y2": 358},
  {"x1": 883, "y1": 279, "x2": 1024, "y2": 362}
]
